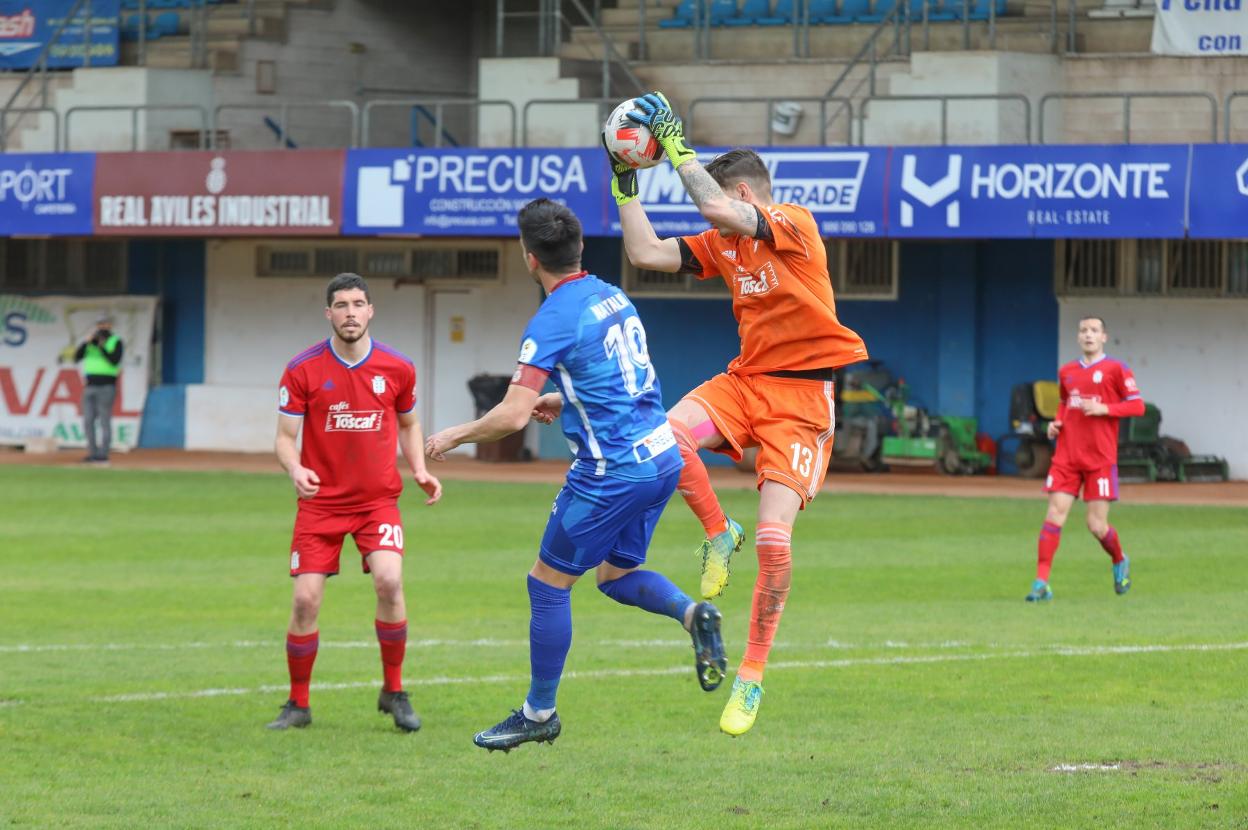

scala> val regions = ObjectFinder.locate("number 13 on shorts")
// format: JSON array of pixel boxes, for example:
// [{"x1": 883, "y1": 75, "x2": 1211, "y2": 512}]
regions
[{"x1": 790, "y1": 442, "x2": 813, "y2": 477}]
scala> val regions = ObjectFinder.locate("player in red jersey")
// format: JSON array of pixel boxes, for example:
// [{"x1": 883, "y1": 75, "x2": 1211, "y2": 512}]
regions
[
  {"x1": 1027, "y1": 316, "x2": 1143, "y2": 602},
  {"x1": 266, "y1": 273, "x2": 442, "y2": 732}
]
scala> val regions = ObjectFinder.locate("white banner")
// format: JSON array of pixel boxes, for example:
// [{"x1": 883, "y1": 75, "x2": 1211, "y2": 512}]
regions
[
  {"x1": 0, "y1": 295, "x2": 157, "y2": 450},
  {"x1": 1151, "y1": 1, "x2": 1248, "y2": 56}
]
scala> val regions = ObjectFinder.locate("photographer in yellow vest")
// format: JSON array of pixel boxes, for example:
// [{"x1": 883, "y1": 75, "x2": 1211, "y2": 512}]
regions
[{"x1": 74, "y1": 313, "x2": 124, "y2": 464}]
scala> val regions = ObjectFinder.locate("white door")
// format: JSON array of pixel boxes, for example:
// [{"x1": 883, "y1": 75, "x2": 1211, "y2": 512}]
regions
[{"x1": 426, "y1": 289, "x2": 479, "y2": 454}]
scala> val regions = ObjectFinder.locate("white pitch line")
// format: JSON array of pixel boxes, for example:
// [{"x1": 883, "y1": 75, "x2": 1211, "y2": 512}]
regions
[
  {"x1": 0, "y1": 638, "x2": 694, "y2": 654},
  {"x1": 1052, "y1": 763, "x2": 1122, "y2": 772},
  {"x1": 79, "y1": 640, "x2": 1248, "y2": 705}
]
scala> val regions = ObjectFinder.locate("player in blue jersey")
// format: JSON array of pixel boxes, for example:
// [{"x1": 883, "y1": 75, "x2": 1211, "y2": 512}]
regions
[{"x1": 425, "y1": 198, "x2": 726, "y2": 752}]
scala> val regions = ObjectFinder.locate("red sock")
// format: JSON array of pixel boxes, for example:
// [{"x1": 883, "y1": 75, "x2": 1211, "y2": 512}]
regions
[
  {"x1": 738, "y1": 522, "x2": 793, "y2": 683},
  {"x1": 669, "y1": 418, "x2": 727, "y2": 537},
  {"x1": 1036, "y1": 522, "x2": 1062, "y2": 582},
  {"x1": 375, "y1": 619, "x2": 407, "y2": 693},
  {"x1": 1098, "y1": 526, "x2": 1125, "y2": 564},
  {"x1": 286, "y1": 631, "x2": 318, "y2": 708}
]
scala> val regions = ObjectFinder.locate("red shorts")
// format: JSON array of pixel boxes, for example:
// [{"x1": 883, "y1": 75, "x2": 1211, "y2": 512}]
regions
[
  {"x1": 686, "y1": 372, "x2": 836, "y2": 507},
  {"x1": 1044, "y1": 462, "x2": 1119, "y2": 502},
  {"x1": 289, "y1": 502, "x2": 405, "y2": 576}
]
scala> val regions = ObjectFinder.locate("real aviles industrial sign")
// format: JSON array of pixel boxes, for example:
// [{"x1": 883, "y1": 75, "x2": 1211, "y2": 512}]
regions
[{"x1": 4, "y1": 145, "x2": 1248, "y2": 239}]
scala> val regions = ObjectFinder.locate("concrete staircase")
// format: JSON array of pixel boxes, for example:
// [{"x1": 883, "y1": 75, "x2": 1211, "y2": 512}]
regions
[{"x1": 119, "y1": 0, "x2": 327, "y2": 74}]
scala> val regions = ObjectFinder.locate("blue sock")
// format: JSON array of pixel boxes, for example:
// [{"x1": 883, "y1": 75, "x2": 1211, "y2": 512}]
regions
[
  {"x1": 526, "y1": 574, "x2": 572, "y2": 713},
  {"x1": 598, "y1": 570, "x2": 693, "y2": 624}
]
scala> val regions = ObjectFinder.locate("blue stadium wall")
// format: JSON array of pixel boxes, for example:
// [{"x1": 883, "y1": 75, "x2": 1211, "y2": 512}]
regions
[
  {"x1": 134, "y1": 237, "x2": 1056, "y2": 458},
  {"x1": 583, "y1": 237, "x2": 1058, "y2": 466},
  {"x1": 129, "y1": 239, "x2": 205, "y2": 448}
]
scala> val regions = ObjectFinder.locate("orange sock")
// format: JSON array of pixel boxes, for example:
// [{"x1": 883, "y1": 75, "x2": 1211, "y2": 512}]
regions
[
  {"x1": 738, "y1": 522, "x2": 792, "y2": 683},
  {"x1": 669, "y1": 417, "x2": 727, "y2": 537}
]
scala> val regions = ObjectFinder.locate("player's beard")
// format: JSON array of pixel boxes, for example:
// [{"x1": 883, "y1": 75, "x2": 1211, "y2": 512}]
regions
[{"x1": 333, "y1": 320, "x2": 368, "y2": 343}]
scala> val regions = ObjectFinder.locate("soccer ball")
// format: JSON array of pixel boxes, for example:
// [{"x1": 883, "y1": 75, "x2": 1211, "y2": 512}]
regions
[{"x1": 602, "y1": 99, "x2": 665, "y2": 170}]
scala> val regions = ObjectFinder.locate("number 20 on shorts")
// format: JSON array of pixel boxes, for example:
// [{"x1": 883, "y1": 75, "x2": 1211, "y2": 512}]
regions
[{"x1": 379, "y1": 523, "x2": 404, "y2": 550}]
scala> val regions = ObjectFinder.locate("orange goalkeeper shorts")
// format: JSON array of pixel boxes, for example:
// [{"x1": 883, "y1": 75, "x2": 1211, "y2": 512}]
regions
[{"x1": 685, "y1": 372, "x2": 835, "y2": 506}]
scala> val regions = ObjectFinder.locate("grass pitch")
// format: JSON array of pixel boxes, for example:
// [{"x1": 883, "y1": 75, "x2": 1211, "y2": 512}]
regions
[{"x1": 1, "y1": 465, "x2": 1246, "y2": 829}]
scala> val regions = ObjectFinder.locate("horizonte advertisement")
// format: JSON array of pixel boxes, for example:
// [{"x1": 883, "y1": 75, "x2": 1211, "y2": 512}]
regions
[{"x1": 3, "y1": 145, "x2": 1248, "y2": 238}]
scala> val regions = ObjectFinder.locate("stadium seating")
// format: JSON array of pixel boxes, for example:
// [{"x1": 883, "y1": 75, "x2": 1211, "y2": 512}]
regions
[
  {"x1": 756, "y1": 0, "x2": 794, "y2": 24},
  {"x1": 725, "y1": 0, "x2": 770, "y2": 26},
  {"x1": 658, "y1": 0, "x2": 701, "y2": 27},
  {"x1": 152, "y1": 11, "x2": 181, "y2": 36},
  {"x1": 709, "y1": 0, "x2": 739, "y2": 25},
  {"x1": 817, "y1": 0, "x2": 860, "y2": 22},
  {"x1": 807, "y1": 0, "x2": 837, "y2": 21},
  {"x1": 909, "y1": 0, "x2": 958, "y2": 21},
  {"x1": 857, "y1": 0, "x2": 897, "y2": 23},
  {"x1": 120, "y1": 13, "x2": 162, "y2": 41},
  {"x1": 962, "y1": 0, "x2": 1007, "y2": 19}
]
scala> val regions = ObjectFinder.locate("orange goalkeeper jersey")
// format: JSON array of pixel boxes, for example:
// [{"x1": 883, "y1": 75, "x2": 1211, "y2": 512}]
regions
[{"x1": 681, "y1": 203, "x2": 868, "y2": 375}]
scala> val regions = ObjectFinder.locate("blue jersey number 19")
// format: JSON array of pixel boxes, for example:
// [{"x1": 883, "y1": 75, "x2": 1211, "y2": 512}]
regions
[{"x1": 603, "y1": 315, "x2": 656, "y2": 398}]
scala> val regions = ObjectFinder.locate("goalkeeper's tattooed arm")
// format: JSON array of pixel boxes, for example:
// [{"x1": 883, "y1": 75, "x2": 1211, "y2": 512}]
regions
[{"x1": 679, "y1": 163, "x2": 761, "y2": 237}]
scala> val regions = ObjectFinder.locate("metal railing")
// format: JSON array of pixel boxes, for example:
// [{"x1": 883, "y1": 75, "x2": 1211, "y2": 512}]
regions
[
  {"x1": 494, "y1": 0, "x2": 642, "y2": 99},
  {"x1": 211, "y1": 101, "x2": 361, "y2": 149},
  {"x1": 362, "y1": 99, "x2": 518, "y2": 148},
  {"x1": 686, "y1": 97, "x2": 855, "y2": 146},
  {"x1": 1038, "y1": 92, "x2": 1218, "y2": 144},
  {"x1": 0, "y1": 108, "x2": 61, "y2": 152},
  {"x1": 859, "y1": 94, "x2": 1032, "y2": 144},
  {"x1": 521, "y1": 97, "x2": 617, "y2": 147},
  {"x1": 1, "y1": 0, "x2": 89, "y2": 149},
  {"x1": 64, "y1": 104, "x2": 210, "y2": 151},
  {"x1": 822, "y1": 6, "x2": 910, "y2": 144},
  {"x1": 1224, "y1": 92, "x2": 1248, "y2": 142}
]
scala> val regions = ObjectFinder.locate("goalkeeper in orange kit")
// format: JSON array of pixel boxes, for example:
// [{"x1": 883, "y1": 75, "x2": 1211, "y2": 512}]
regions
[{"x1": 609, "y1": 92, "x2": 869, "y2": 735}]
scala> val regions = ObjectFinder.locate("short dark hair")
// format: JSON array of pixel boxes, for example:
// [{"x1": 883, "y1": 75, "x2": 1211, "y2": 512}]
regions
[
  {"x1": 705, "y1": 148, "x2": 771, "y2": 193},
  {"x1": 1079, "y1": 316, "x2": 1107, "y2": 332},
  {"x1": 326, "y1": 273, "x2": 370, "y2": 307},
  {"x1": 517, "y1": 198, "x2": 582, "y2": 273}
]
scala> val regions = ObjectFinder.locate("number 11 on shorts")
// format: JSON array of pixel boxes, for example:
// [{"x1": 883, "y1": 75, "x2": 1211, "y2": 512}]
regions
[{"x1": 790, "y1": 442, "x2": 813, "y2": 477}]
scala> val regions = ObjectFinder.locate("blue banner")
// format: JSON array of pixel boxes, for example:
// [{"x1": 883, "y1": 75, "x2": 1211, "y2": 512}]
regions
[
  {"x1": 1186, "y1": 144, "x2": 1248, "y2": 239},
  {"x1": 615, "y1": 147, "x2": 888, "y2": 238},
  {"x1": 0, "y1": 0, "x2": 120, "y2": 69},
  {"x1": 887, "y1": 145, "x2": 1189, "y2": 239},
  {"x1": 342, "y1": 148, "x2": 608, "y2": 236},
  {"x1": 0, "y1": 153, "x2": 95, "y2": 235}
]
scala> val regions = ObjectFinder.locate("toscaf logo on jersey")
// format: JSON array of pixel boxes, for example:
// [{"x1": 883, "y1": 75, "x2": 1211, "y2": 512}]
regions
[
  {"x1": 734, "y1": 261, "x2": 780, "y2": 297},
  {"x1": 325, "y1": 401, "x2": 382, "y2": 432}
]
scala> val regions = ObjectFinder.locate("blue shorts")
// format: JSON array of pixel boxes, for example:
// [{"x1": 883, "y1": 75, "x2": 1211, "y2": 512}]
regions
[{"x1": 538, "y1": 468, "x2": 680, "y2": 576}]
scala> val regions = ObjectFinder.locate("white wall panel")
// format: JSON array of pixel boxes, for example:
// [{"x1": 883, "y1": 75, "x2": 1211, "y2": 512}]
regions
[{"x1": 1059, "y1": 298, "x2": 1248, "y2": 478}]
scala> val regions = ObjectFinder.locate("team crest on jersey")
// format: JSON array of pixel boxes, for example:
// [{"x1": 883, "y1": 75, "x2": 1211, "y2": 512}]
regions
[
  {"x1": 519, "y1": 337, "x2": 538, "y2": 364},
  {"x1": 734, "y1": 261, "x2": 780, "y2": 297},
  {"x1": 279, "y1": 385, "x2": 290, "y2": 407},
  {"x1": 1125, "y1": 376, "x2": 1137, "y2": 391},
  {"x1": 1092, "y1": 370, "x2": 1103, "y2": 384},
  {"x1": 372, "y1": 375, "x2": 386, "y2": 394}
]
